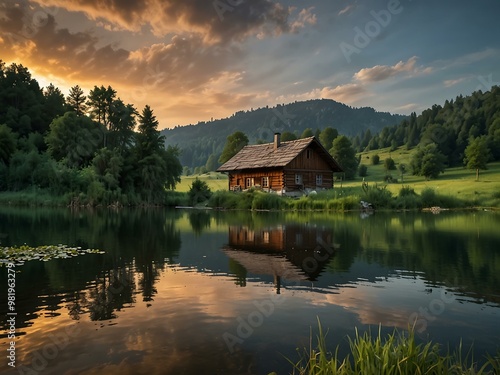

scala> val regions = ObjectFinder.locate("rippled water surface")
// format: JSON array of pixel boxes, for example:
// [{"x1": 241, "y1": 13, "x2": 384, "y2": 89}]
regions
[{"x1": 1, "y1": 208, "x2": 499, "y2": 374}]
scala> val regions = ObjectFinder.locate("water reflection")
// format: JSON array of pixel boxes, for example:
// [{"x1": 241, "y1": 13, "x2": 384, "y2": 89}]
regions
[
  {"x1": 0, "y1": 208, "x2": 499, "y2": 375},
  {"x1": 224, "y1": 225, "x2": 337, "y2": 293}
]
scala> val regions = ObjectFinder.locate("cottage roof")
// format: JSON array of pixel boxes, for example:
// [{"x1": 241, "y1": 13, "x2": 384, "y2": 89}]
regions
[{"x1": 217, "y1": 136, "x2": 343, "y2": 172}]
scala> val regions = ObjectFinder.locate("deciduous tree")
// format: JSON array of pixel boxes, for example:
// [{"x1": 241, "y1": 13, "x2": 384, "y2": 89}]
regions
[
  {"x1": 464, "y1": 136, "x2": 492, "y2": 181},
  {"x1": 329, "y1": 135, "x2": 358, "y2": 180},
  {"x1": 219, "y1": 131, "x2": 248, "y2": 164}
]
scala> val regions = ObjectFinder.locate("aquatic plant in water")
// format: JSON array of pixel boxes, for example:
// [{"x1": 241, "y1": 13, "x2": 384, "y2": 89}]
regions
[{"x1": 0, "y1": 244, "x2": 105, "y2": 266}]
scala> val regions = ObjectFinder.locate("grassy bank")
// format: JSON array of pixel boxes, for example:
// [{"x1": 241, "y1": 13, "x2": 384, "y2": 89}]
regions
[
  {"x1": 177, "y1": 147, "x2": 500, "y2": 208},
  {"x1": 2, "y1": 184, "x2": 496, "y2": 210},
  {"x1": 284, "y1": 322, "x2": 500, "y2": 375},
  {"x1": 0, "y1": 189, "x2": 189, "y2": 208},
  {"x1": 205, "y1": 184, "x2": 490, "y2": 211}
]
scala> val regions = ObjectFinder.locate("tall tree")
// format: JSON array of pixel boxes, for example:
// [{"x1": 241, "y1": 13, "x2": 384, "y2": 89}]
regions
[
  {"x1": 0, "y1": 62, "x2": 44, "y2": 135},
  {"x1": 42, "y1": 83, "x2": 66, "y2": 127},
  {"x1": 108, "y1": 99, "x2": 136, "y2": 152},
  {"x1": 464, "y1": 136, "x2": 492, "y2": 181},
  {"x1": 66, "y1": 85, "x2": 87, "y2": 116},
  {"x1": 136, "y1": 105, "x2": 164, "y2": 158},
  {"x1": 87, "y1": 85, "x2": 116, "y2": 129},
  {"x1": 319, "y1": 127, "x2": 338, "y2": 149},
  {"x1": 219, "y1": 131, "x2": 248, "y2": 164},
  {"x1": 280, "y1": 131, "x2": 296, "y2": 142},
  {"x1": 0, "y1": 124, "x2": 17, "y2": 165},
  {"x1": 329, "y1": 135, "x2": 358, "y2": 180},
  {"x1": 205, "y1": 153, "x2": 218, "y2": 172},
  {"x1": 46, "y1": 112, "x2": 104, "y2": 168},
  {"x1": 301, "y1": 128, "x2": 314, "y2": 138},
  {"x1": 410, "y1": 143, "x2": 446, "y2": 180}
]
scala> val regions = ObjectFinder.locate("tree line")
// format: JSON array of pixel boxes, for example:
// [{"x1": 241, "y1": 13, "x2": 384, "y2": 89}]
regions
[
  {"x1": 352, "y1": 87, "x2": 500, "y2": 180},
  {"x1": 217, "y1": 85, "x2": 499, "y2": 182},
  {"x1": 0, "y1": 60, "x2": 182, "y2": 205}
]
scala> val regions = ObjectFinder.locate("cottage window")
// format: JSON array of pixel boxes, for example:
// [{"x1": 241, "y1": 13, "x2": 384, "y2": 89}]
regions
[
  {"x1": 246, "y1": 178, "x2": 254, "y2": 188},
  {"x1": 306, "y1": 149, "x2": 311, "y2": 159},
  {"x1": 262, "y1": 176, "x2": 269, "y2": 188},
  {"x1": 316, "y1": 174, "x2": 323, "y2": 186},
  {"x1": 295, "y1": 174, "x2": 303, "y2": 185}
]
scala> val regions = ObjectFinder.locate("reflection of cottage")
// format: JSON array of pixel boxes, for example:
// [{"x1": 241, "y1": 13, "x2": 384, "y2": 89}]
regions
[
  {"x1": 217, "y1": 134, "x2": 343, "y2": 196},
  {"x1": 223, "y1": 225, "x2": 338, "y2": 293}
]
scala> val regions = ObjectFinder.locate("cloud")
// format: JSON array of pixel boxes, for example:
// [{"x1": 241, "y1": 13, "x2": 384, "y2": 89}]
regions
[
  {"x1": 443, "y1": 77, "x2": 466, "y2": 87},
  {"x1": 29, "y1": 0, "x2": 316, "y2": 44},
  {"x1": 353, "y1": 56, "x2": 428, "y2": 83},
  {"x1": 290, "y1": 7, "x2": 317, "y2": 33},
  {"x1": 338, "y1": 4, "x2": 354, "y2": 16},
  {"x1": 320, "y1": 83, "x2": 366, "y2": 102}
]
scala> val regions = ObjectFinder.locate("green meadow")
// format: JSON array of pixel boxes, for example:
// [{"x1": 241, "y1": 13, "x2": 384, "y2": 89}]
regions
[{"x1": 176, "y1": 146, "x2": 500, "y2": 208}]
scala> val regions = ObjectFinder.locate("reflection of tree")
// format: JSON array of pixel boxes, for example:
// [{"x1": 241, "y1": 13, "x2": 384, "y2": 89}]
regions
[
  {"x1": 188, "y1": 211, "x2": 211, "y2": 236},
  {"x1": 0, "y1": 207, "x2": 183, "y2": 325},
  {"x1": 228, "y1": 259, "x2": 247, "y2": 287},
  {"x1": 67, "y1": 267, "x2": 137, "y2": 321},
  {"x1": 348, "y1": 212, "x2": 500, "y2": 303}
]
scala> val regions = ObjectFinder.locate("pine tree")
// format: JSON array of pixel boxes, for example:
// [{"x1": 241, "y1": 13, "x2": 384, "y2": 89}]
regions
[{"x1": 66, "y1": 85, "x2": 87, "y2": 116}]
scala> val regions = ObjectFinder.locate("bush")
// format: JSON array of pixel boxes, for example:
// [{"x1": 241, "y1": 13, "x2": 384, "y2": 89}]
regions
[
  {"x1": 398, "y1": 185, "x2": 416, "y2": 197},
  {"x1": 372, "y1": 154, "x2": 380, "y2": 165},
  {"x1": 384, "y1": 157, "x2": 396, "y2": 170},
  {"x1": 208, "y1": 191, "x2": 240, "y2": 209},
  {"x1": 360, "y1": 184, "x2": 393, "y2": 209},
  {"x1": 164, "y1": 191, "x2": 189, "y2": 207},
  {"x1": 188, "y1": 178, "x2": 212, "y2": 205},
  {"x1": 358, "y1": 164, "x2": 368, "y2": 177},
  {"x1": 420, "y1": 187, "x2": 438, "y2": 207},
  {"x1": 251, "y1": 192, "x2": 284, "y2": 210}
]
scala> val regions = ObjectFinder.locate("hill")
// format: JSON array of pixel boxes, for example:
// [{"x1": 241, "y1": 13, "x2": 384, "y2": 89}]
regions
[{"x1": 162, "y1": 99, "x2": 407, "y2": 169}]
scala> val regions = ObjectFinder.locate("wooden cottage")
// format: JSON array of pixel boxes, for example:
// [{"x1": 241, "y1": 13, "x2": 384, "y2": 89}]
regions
[{"x1": 217, "y1": 133, "x2": 343, "y2": 195}]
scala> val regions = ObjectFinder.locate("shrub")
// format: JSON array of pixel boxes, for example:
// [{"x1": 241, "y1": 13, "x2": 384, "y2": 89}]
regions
[
  {"x1": 208, "y1": 191, "x2": 239, "y2": 209},
  {"x1": 360, "y1": 184, "x2": 393, "y2": 209},
  {"x1": 420, "y1": 187, "x2": 438, "y2": 207},
  {"x1": 188, "y1": 178, "x2": 212, "y2": 205},
  {"x1": 372, "y1": 154, "x2": 380, "y2": 165},
  {"x1": 251, "y1": 192, "x2": 284, "y2": 210},
  {"x1": 398, "y1": 185, "x2": 416, "y2": 197},
  {"x1": 384, "y1": 157, "x2": 396, "y2": 170},
  {"x1": 358, "y1": 164, "x2": 368, "y2": 177}
]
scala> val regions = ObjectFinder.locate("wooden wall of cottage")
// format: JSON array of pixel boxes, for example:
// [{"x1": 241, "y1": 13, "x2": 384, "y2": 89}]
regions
[{"x1": 227, "y1": 146, "x2": 336, "y2": 193}]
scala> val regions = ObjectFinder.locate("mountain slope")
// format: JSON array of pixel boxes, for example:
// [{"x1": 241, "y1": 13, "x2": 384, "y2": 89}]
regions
[{"x1": 162, "y1": 99, "x2": 406, "y2": 168}]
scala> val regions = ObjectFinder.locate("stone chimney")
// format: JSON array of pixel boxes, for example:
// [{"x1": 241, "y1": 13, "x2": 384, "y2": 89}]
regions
[{"x1": 274, "y1": 132, "x2": 281, "y2": 150}]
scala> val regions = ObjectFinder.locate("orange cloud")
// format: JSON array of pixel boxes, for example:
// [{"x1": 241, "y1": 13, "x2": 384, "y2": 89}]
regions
[{"x1": 30, "y1": 0, "x2": 314, "y2": 44}]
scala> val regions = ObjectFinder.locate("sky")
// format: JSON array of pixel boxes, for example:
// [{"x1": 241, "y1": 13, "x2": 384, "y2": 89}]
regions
[{"x1": 1, "y1": 0, "x2": 500, "y2": 129}]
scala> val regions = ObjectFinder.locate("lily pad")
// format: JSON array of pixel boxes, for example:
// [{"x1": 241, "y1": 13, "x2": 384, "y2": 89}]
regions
[{"x1": 0, "y1": 244, "x2": 105, "y2": 266}]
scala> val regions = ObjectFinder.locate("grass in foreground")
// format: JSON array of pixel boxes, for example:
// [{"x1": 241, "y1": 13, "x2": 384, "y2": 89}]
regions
[{"x1": 286, "y1": 321, "x2": 500, "y2": 375}]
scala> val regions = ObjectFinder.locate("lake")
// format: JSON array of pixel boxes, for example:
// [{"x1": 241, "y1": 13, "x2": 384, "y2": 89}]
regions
[{"x1": 1, "y1": 207, "x2": 499, "y2": 374}]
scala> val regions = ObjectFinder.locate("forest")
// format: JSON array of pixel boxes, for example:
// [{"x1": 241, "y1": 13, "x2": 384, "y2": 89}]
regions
[
  {"x1": 0, "y1": 60, "x2": 182, "y2": 206},
  {"x1": 354, "y1": 86, "x2": 500, "y2": 180}
]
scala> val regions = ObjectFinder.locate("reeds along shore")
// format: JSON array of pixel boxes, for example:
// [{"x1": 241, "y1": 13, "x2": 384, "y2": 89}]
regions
[{"x1": 284, "y1": 322, "x2": 500, "y2": 375}]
